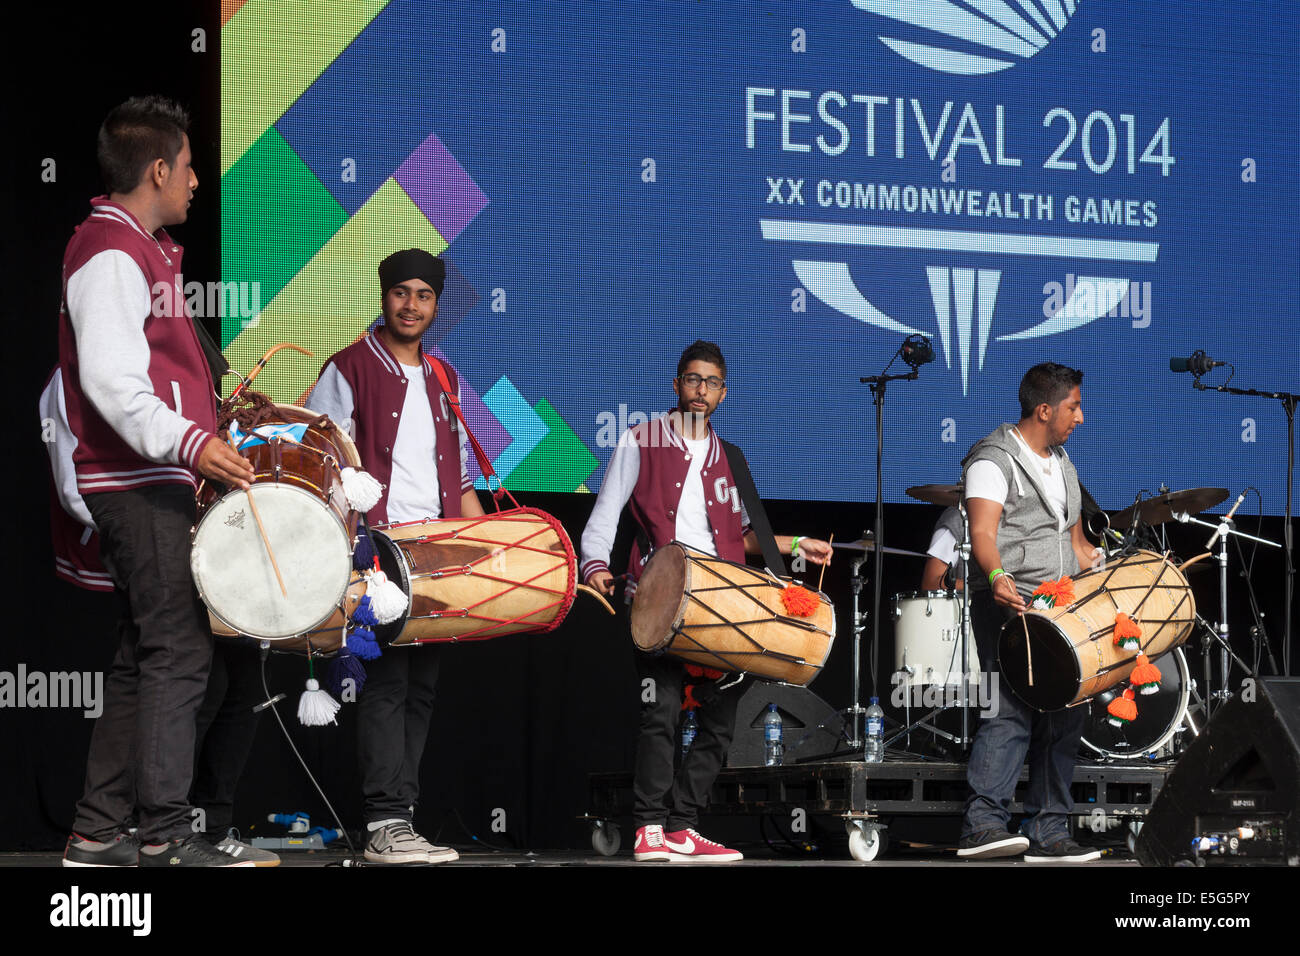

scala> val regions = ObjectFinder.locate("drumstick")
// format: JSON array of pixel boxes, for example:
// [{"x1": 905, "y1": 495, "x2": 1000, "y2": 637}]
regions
[
  {"x1": 817, "y1": 534, "x2": 833, "y2": 592},
  {"x1": 1021, "y1": 613, "x2": 1034, "y2": 687},
  {"x1": 227, "y1": 438, "x2": 288, "y2": 598}
]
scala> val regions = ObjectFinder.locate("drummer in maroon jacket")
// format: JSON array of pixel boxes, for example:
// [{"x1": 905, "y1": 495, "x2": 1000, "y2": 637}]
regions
[
  {"x1": 580, "y1": 340, "x2": 830, "y2": 862},
  {"x1": 57, "y1": 96, "x2": 254, "y2": 868},
  {"x1": 308, "y1": 248, "x2": 484, "y2": 865}
]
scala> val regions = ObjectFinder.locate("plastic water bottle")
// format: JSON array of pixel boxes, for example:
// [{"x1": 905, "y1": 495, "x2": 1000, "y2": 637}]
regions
[
  {"x1": 763, "y1": 703, "x2": 784, "y2": 766},
  {"x1": 681, "y1": 708, "x2": 698, "y2": 759},
  {"x1": 864, "y1": 697, "x2": 885, "y2": 763}
]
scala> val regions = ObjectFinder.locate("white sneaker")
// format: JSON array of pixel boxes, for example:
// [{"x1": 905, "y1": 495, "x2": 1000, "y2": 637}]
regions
[{"x1": 364, "y1": 822, "x2": 458, "y2": 864}]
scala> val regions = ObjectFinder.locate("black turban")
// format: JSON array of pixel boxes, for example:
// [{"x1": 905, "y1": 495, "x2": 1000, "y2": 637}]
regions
[{"x1": 378, "y1": 248, "x2": 445, "y2": 297}]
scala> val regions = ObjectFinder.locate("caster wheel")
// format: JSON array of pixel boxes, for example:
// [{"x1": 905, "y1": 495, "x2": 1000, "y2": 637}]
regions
[
  {"x1": 591, "y1": 821, "x2": 621, "y2": 857},
  {"x1": 846, "y1": 823, "x2": 885, "y2": 862}
]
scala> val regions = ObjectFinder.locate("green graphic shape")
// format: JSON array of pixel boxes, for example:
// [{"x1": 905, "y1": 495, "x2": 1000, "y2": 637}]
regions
[
  {"x1": 508, "y1": 399, "x2": 600, "y2": 492},
  {"x1": 221, "y1": 127, "x2": 349, "y2": 347}
]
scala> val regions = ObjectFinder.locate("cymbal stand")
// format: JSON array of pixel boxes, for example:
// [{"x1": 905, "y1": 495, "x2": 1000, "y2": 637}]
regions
[
  {"x1": 846, "y1": 553, "x2": 868, "y2": 750},
  {"x1": 1173, "y1": 506, "x2": 1279, "y2": 718}
]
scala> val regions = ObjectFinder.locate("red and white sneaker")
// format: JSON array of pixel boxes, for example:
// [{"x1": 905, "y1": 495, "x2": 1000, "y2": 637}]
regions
[
  {"x1": 633, "y1": 825, "x2": 672, "y2": 862},
  {"x1": 663, "y1": 828, "x2": 744, "y2": 863}
]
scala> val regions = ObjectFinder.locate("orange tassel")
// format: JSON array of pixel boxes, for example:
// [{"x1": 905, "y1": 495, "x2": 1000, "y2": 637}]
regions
[
  {"x1": 1030, "y1": 576, "x2": 1075, "y2": 608},
  {"x1": 781, "y1": 584, "x2": 820, "y2": 617},
  {"x1": 1113, "y1": 612, "x2": 1142, "y2": 650},
  {"x1": 1107, "y1": 688, "x2": 1138, "y2": 726},
  {"x1": 1130, "y1": 653, "x2": 1163, "y2": 695}
]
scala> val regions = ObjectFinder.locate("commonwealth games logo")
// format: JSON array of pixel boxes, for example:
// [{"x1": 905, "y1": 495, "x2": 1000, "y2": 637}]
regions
[{"x1": 853, "y1": 0, "x2": 1082, "y2": 75}]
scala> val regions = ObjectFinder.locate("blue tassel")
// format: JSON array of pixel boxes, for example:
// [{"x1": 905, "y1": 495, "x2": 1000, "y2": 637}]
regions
[
  {"x1": 348, "y1": 626, "x2": 382, "y2": 660},
  {"x1": 353, "y1": 530, "x2": 377, "y2": 571},
  {"x1": 327, "y1": 648, "x2": 367, "y2": 697},
  {"x1": 352, "y1": 595, "x2": 379, "y2": 628}
]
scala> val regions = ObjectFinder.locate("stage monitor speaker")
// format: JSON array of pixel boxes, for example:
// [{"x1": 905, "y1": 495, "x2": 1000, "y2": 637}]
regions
[
  {"x1": 1135, "y1": 677, "x2": 1300, "y2": 866},
  {"x1": 726, "y1": 683, "x2": 846, "y2": 767}
]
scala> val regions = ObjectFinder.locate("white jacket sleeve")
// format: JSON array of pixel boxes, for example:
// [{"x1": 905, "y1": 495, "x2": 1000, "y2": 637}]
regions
[
  {"x1": 304, "y1": 363, "x2": 356, "y2": 437},
  {"x1": 39, "y1": 370, "x2": 96, "y2": 529},
  {"x1": 66, "y1": 250, "x2": 211, "y2": 467},
  {"x1": 579, "y1": 430, "x2": 641, "y2": 581}
]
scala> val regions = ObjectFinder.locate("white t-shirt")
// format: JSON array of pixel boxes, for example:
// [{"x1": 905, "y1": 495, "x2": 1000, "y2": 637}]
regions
[
  {"x1": 385, "y1": 362, "x2": 443, "y2": 523},
  {"x1": 674, "y1": 434, "x2": 716, "y2": 556},
  {"x1": 966, "y1": 429, "x2": 1068, "y2": 530},
  {"x1": 927, "y1": 527, "x2": 957, "y2": 566}
]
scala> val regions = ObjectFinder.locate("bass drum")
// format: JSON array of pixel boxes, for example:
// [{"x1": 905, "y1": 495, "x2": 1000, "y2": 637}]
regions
[{"x1": 1080, "y1": 646, "x2": 1193, "y2": 760}]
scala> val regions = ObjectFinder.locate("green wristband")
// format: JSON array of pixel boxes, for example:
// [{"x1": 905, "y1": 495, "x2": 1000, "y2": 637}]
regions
[
  {"x1": 989, "y1": 568, "x2": 1007, "y2": 586},
  {"x1": 791, "y1": 535, "x2": 802, "y2": 557}
]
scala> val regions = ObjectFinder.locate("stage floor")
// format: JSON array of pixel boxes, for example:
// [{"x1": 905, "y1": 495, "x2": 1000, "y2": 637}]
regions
[{"x1": 0, "y1": 848, "x2": 1136, "y2": 868}]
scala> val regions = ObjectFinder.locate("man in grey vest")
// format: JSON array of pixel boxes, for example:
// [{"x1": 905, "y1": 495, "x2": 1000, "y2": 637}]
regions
[{"x1": 956, "y1": 363, "x2": 1102, "y2": 863}]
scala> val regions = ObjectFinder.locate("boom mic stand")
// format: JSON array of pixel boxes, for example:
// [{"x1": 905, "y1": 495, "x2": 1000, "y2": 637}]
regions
[{"x1": 1187, "y1": 368, "x2": 1297, "y2": 676}]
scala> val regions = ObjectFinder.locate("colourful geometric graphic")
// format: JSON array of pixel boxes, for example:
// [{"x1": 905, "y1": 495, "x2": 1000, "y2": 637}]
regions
[{"x1": 220, "y1": 0, "x2": 598, "y2": 492}]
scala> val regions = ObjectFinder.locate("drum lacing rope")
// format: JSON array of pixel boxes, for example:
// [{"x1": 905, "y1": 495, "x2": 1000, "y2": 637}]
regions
[{"x1": 400, "y1": 508, "x2": 578, "y2": 641}]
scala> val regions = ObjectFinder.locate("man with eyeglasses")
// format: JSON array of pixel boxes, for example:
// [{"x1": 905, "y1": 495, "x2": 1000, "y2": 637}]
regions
[{"x1": 581, "y1": 340, "x2": 831, "y2": 862}]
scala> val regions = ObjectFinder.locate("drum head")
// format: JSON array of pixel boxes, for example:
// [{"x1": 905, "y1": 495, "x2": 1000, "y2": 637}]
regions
[
  {"x1": 1081, "y1": 648, "x2": 1190, "y2": 760},
  {"x1": 630, "y1": 544, "x2": 689, "y2": 652},
  {"x1": 997, "y1": 614, "x2": 1082, "y2": 711},
  {"x1": 191, "y1": 484, "x2": 352, "y2": 639}
]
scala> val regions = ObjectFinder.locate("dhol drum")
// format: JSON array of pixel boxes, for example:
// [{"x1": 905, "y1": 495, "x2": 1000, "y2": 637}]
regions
[
  {"x1": 192, "y1": 404, "x2": 362, "y2": 641},
  {"x1": 370, "y1": 507, "x2": 578, "y2": 644},
  {"x1": 1081, "y1": 646, "x2": 1195, "y2": 760},
  {"x1": 630, "y1": 542, "x2": 836, "y2": 687},
  {"x1": 997, "y1": 549, "x2": 1196, "y2": 711},
  {"x1": 892, "y1": 590, "x2": 980, "y2": 686}
]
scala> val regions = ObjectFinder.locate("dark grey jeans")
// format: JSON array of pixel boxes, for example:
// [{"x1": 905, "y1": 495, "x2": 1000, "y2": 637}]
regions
[
  {"x1": 961, "y1": 589, "x2": 1085, "y2": 845},
  {"x1": 73, "y1": 485, "x2": 214, "y2": 844},
  {"x1": 356, "y1": 645, "x2": 442, "y2": 823}
]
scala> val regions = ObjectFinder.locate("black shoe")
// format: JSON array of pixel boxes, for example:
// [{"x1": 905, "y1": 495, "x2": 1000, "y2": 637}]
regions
[
  {"x1": 957, "y1": 828, "x2": 1030, "y2": 859},
  {"x1": 63, "y1": 832, "x2": 140, "y2": 867},
  {"x1": 139, "y1": 833, "x2": 255, "y2": 868},
  {"x1": 1024, "y1": 837, "x2": 1101, "y2": 863}
]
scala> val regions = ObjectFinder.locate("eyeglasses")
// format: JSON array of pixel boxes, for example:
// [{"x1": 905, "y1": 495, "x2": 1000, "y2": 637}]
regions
[{"x1": 678, "y1": 373, "x2": 726, "y2": 392}]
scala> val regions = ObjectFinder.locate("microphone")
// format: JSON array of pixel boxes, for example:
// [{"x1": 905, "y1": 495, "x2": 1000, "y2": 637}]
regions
[
  {"x1": 1169, "y1": 351, "x2": 1226, "y2": 376},
  {"x1": 901, "y1": 334, "x2": 935, "y2": 368}
]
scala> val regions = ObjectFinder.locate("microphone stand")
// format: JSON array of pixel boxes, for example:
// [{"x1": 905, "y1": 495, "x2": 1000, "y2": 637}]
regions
[
  {"x1": 858, "y1": 348, "x2": 927, "y2": 749},
  {"x1": 1190, "y1": 375, "x2": 1297, "y2": 676}
]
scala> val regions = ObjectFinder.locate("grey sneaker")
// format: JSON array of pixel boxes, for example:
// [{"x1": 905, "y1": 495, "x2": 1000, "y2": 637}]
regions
[
  {"x1": 957, "y1": 828, "x2": 1030, "y2": 860},
  {"x1": 139, "y1": 833, "x2": 255, "y2": 867},
  {"x1": 215, "y1": 829, "x2": 281, "y2": 867},
  {"x1": 364, "y1": 821, "x2": 458, "y2": 864}
]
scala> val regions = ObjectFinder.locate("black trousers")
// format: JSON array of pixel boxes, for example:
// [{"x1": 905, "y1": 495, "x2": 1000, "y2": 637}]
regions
[
  {"x1": 191, "y1": 639, "x2": 264, "y2": 839},
  {"x1": 632, "y1": 652, "x2": 746, "y2": 831},
  {"x1": 356, "y1": 645, "x2": 442, "y2": 823},
  {"x1": 73, "y1": 486, "x2": 214, "y2": 844}
]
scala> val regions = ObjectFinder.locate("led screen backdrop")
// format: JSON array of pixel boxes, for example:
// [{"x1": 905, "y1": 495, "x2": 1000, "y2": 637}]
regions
[{"x1": 220, "y1": 0, "x2": 1299, "y2": 510}]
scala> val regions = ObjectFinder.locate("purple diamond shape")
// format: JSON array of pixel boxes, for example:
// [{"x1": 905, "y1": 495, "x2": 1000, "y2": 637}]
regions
[
  {"x1": 431, "y1": 347, "x2": 511, "y2": 481},
  {"x1": 394, "y1": 132, "x2": 489, "y2": 243}
]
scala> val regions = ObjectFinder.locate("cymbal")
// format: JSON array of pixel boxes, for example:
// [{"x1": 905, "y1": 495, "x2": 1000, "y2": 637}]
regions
[
  {"x1": 833, "y1": 534, "x2": 927, "y2": 558},
  {"x1": 906, "y1": 483, "x2": 963, "y2": 507},
  {"x1": 1111, "y1": 487, "x2": 1230, "y2": 530}
]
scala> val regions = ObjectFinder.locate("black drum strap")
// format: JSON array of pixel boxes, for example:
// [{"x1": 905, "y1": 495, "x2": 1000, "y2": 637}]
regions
[{"x1": 720, "y1": 438, "x2": 785, "y2": 577}]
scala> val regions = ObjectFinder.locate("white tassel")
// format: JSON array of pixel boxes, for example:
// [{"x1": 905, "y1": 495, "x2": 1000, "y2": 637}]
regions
[
  {"x1": 341, "y1": 467, "x2": 383, "y2": 513},
  {"x1": 297, "y1": 679, "x2": 340, "y2": 726},
  {"x1": 365, "y1": 570, "x2": 409, "y2": 625}
]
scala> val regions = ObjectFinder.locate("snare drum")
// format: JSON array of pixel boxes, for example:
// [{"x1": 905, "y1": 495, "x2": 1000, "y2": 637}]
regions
[
  {"x1": 372, "y1": 507, "x2": 578, "y2": 644},
  {"x1": 997, "y1": 549, "x2": 1196, "y2": 711},
  {"x1": 191, "y1": 405, "x2": 361, "y2": 641},
  {"x1": 892, "y1": 590, "x2": 980, "y2": 686},
  {"x1": 630, "y1": 543, "x2": 836, "y2": 687}
]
